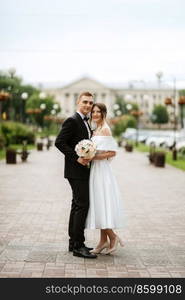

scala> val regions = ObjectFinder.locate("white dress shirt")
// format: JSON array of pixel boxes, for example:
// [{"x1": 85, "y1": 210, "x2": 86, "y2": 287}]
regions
[{"x1": 76, "y1": 111, "x2": 91, "y2": 138}]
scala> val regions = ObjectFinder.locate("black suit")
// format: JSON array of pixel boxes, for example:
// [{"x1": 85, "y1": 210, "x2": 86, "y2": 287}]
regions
[{"x1": 55, "y1": 112, "x2": 92, "y2": 249}]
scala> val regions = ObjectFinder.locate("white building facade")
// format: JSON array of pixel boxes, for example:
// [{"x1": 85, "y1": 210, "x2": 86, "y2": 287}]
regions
[{"x1": 45, "y1": 77, "x2": 178, "y2": 122}]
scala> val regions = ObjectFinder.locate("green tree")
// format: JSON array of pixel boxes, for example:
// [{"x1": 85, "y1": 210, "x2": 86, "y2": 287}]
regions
[
  {"x1": 0, "y1": 70, "x2": 38, "y2": 121},
  {"x1": 26, "y1": 93, "x2": 61, "y2": 128},
  {"x1": 151, "y1": 104, "x2": 169, "y2": 127},
  {"x1": 179, "y1": 90, "x2": 185, "y2": 96},
  {"x1": 112, "y1": 115, "x2": 137, "y2": 137}
]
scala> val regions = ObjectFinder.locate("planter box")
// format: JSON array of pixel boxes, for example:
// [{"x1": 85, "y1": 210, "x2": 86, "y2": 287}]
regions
[
  {"x1": 125, "y1": 144, "x2": 133, "y2": 152},
  {"x1": 37, "y1": 142, "x2": 43, "y2": 151},
  {"x1": 6, "y1": 149, "x2": 16, "y2": 164},
  {"x1": 154, "y1": 152, "x2": 166, "y2": 167}
]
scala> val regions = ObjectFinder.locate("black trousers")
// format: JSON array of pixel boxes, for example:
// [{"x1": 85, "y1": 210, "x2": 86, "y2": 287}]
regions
[{"x1": 67, "y1": 178, "x2": 89, "y2": 249}]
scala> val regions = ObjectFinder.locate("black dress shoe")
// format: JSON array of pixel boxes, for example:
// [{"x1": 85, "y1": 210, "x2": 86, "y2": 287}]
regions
[
  {"x1": 68, "y1": 245, "x2": 74, "y2": 252},
  {"x1": 73, "y1": 247, "x2": 97, "y2": 258},
  {"x1": 69, "y1": 245, "x2": 93, "y2": 252}
]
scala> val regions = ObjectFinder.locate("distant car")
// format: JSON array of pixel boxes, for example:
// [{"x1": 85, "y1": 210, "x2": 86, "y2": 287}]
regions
[
  {"x1": 125, "y1": 133, "x2": 137, "y2": 141},
  {"x1": 122, "y1": 128, "x2": 151, "y2": 143},
  {"x1": 122, "y1": 128, "x2": 136, "y2": 139},
  {"x1": 147, "y1": 133, "x2": 185, "y2": 150},
  {"x1": 160, "y1": 137, "x2": 174, "y2": 149},
  {"x1": 176, "y1": 137, "x2": 185, "y2": 151},
  {"x1": 122, "y1": 129, "x2": 185, "y2": 149},
  {"x1": 138, "y1": 132, "x2": 151, "y2": 143},
  {"x1": 145, "y1": 135, "x2": 164, "y2": 147}
]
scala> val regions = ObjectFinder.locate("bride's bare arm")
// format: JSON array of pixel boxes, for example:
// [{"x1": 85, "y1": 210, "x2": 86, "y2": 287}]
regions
[
  {"x1": 93, "y1": 151, "x2": 116, "y2": 160},
  {"x1": 92, "y1": 126, "x2": 116, "y2": 160}
]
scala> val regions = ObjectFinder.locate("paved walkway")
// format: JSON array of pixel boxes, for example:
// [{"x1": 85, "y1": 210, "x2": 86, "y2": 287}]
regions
[{"x1": 0, "y1": 145, "x2": 185, "y2": 278}]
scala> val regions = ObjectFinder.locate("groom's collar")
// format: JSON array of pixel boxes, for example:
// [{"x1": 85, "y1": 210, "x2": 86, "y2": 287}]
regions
[{"x1": 76, "y1": 111, "x2": 90, "y2": 120}]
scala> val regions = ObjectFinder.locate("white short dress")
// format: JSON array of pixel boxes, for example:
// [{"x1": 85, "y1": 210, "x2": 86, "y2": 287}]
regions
[{"x1": 85, "y1": 135, "x2": 124, "y2": 229}]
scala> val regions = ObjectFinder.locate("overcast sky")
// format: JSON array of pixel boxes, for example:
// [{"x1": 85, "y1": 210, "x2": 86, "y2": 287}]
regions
[{"x1": 1, "y1": 0, "x2": 185, "y2": 88}]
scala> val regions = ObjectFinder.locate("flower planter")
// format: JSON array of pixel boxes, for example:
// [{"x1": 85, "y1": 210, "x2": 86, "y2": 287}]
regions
[
  {"x1": 46, "y1": 140, "x2": 52, "y2": 150},
  {"x1": 154, "y1": 152, "x2": 166, "y2": 167},
  {"x1": 20, "y1": 151, "x2": 30, "y2": 162},
  {"x1": 125, "y1": 144, "x2": 133, "y2": 152},
  {"x1": 6, "y1": 149, "x2": 17, "y2": 164},
  {"x1": 37, "y1": 142, "x2": 43, "y2": 151}
]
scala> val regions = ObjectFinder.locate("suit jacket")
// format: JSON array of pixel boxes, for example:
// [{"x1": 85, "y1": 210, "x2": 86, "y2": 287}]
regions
[{"x1": 55, "y1": 112, "x2": 92, "y2": 179}]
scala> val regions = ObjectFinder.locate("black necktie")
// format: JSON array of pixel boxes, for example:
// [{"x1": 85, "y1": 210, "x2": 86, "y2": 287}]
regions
[{"x1": 83, "y1": 116, "x2": 89, "y2": 121}]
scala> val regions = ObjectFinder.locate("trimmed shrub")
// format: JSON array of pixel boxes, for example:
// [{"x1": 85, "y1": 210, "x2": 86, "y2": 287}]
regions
[
  {"x1": 1, "y1": 121, "x2": 35, "y2": 146},
  {"x1": 0, "y1": 135, "x2": 5, "y2": 150}
]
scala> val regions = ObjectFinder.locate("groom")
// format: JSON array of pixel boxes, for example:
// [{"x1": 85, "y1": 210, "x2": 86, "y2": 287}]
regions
[{"x1": 55, "y1": 92, "x2": 97, "y2": 259}]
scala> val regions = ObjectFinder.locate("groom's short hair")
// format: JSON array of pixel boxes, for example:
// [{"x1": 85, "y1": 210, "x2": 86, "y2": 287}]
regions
[{"x1": 78, "y1": 91, "x2": 94, "y2": 101}]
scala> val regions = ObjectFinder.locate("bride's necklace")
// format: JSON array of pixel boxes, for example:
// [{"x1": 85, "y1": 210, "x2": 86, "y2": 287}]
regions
[
  {"x1": 96, "y1": 125, "x2": 102, "y2": 132},
  {"x1": 94, "y1": 123, "x2": 104, "y2": 135}
]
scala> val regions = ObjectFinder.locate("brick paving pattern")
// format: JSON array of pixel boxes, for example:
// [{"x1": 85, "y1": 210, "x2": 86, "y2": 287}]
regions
[{"x1": 0, "y1": 145, "x2": 185, "y2": 278}]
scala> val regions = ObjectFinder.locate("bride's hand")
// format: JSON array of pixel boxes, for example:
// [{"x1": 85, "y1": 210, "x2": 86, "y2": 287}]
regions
[{"x1": 77, "y1": 157, "x2": 90, "y2": 166}]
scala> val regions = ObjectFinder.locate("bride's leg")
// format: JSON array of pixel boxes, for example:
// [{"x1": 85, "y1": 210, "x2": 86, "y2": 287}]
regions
[
  {"x1": 90, "y1": 230, "x2": 109, "y2": 253},
  {"x1": 106, "y1": 229, "x2": 117, "y2": 248},
  {"x1": 105, "y1": 230, "x2": 124, "y2": 254},
  {"x1": 96, "y1": 229, "x2": 108, "y2": 247}
]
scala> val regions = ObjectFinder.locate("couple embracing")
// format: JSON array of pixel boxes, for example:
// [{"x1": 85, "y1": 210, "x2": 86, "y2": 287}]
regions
[{"x1": 55, "y1": 92, "x2": 124, "y2": 259}]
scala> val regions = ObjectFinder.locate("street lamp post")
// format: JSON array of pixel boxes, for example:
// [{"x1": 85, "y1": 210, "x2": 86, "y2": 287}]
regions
[
  {"x1": 39, "y1": 92, "x2": 46, "y2": 100},
  {"x1": 0, "y1": 91, "x2": 10, "y2": 121},
  {"x1": 8, "y1": 68, "x2": 16, "y2": 79},
  {"x1": 113, "y1": 103, "x2": 120, "y2": 117},
  {"x1": 164, "y1": 78, "x2": 177, "y2": 160},
  {"x1": 156, "y1": 71, "x2": 163, "y2": 96},
  {"x1": 126, "y1": 103, "x2": 133, "y2": 112},
  {"x1": 125, "y1": 94, "x2": 132, "y2": 102},
  {"x1": 178, "y1": 96, "x2": 185, "y2": 129},
  {"x1": 131, "y1": 110, "x2": 143, "y2": 146},
  {"x1": 40, "y1": 103, "x2": 46, "y2": 111},
  {"x1": 21, "y1": 92, "x2": 28, "y2": 123},
  {"x1": 53, "y1": 103, "x2": 59, "y2": 110},
  {"x1": 156, "y1": 71, "x2": 163, "y2": 88}
]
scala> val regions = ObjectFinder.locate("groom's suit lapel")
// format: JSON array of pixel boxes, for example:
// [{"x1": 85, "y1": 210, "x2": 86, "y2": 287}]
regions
[{"x1": 73, "y1": 112, "x2": 91, "y2": 138}]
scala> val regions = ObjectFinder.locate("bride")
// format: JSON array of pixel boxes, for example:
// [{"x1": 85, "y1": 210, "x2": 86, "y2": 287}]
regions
[{"x1": 86, "y1": 103, "x2": 124, "y2": 254}]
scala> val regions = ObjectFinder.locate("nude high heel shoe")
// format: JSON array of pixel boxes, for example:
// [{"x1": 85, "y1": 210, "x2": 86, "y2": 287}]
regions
[
  {"x1": 90, "y1": 241, "x2": 110, "y2": 254},
  {"x1": 105, "y1": 236, "x2": 124, "y2": 255}
]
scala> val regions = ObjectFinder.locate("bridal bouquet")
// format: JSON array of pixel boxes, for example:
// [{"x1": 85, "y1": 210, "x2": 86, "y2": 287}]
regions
[{"x1": 75, "y1": 139, "x2": 97, "y2": 166}]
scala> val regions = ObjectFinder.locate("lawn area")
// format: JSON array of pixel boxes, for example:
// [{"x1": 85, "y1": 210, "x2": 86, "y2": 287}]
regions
[
  {"x1": 133, "y1": 142, "x2": 185, "y2": 171},
  {"x1": 165, "y1": 152, "x2": 185, "y2": 171},
  {"x1": 0, "y1": 144, "x2": 36, "y2": 160}
]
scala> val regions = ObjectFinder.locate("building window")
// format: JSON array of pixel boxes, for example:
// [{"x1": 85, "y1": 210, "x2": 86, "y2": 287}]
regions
[
  {"x1": 101, "y1": 93, "x2": 106, "y2": 99},
  {"x1": 153, "y1": 94, "x2": 156, "y2": 99},
  {"x1": 74, "y1": 93, "x2": 78, "y2": 101},
  {"x1": 65, "y1": 93, "x2": 70, "y2": 98}
]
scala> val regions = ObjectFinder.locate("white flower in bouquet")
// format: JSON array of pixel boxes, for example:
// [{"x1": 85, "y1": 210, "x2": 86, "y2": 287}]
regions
[{"x1": 75, "y1": 139, "x2": 97, "y2": 160}]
